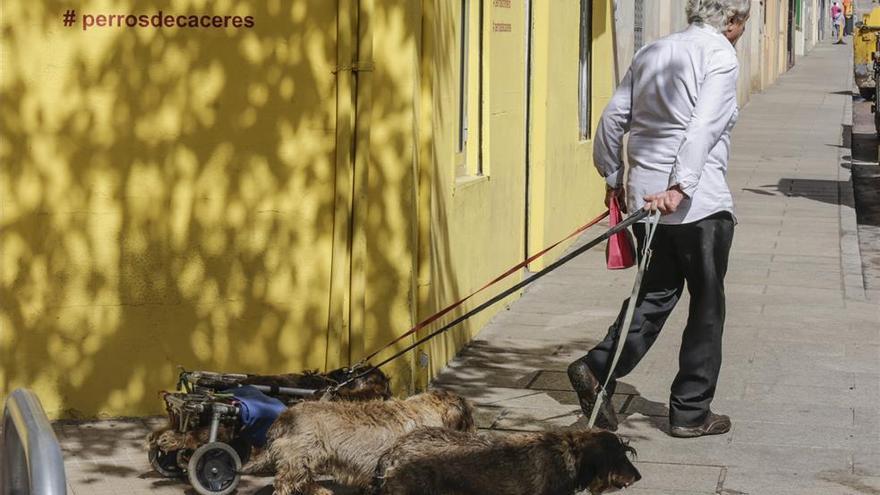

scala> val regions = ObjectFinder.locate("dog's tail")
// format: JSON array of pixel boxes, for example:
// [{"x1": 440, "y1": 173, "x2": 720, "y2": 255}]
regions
[
  {"x1": 431, "y1": 389, "x2": 476, "y2": 433},
  {"x1": 458, "y1": 395, "x2": 476, "y2": 432},
  {"x1": 238, "y1": 447, "x2": 274, "y2": 475}
]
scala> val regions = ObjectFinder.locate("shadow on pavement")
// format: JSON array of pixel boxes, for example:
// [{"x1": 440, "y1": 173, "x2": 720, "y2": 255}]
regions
[
  {"x1": 741, "y1": 178, "x2": 845, "y2": 207},
  {"x1": 430, "y1": 338, "x2": 668, "y2": 437}
]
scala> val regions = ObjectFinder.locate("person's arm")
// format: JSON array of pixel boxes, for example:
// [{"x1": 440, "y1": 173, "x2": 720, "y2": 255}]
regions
[
  {"x1": 644, "y1": 50, "x2": 739, "y2": 214},
  {"x1": 593, "y1": 68, "x2": 634, "y2": 194}
]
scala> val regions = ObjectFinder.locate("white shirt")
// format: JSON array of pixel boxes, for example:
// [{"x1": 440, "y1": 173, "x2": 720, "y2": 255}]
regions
[{"x1": 594, "y1": 23, "x2": 739, "y2": 225}]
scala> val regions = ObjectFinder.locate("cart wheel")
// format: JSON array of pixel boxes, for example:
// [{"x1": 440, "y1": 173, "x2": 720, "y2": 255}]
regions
[
  {"x1": 177, "y1": 448, "x2": 193, "y2": 471},
  {"x1": 149, "y1": 447, "x2": 183, "y2": 477},
  {"x1": 187, "y1": 442, "x2": 241, "y2": 495}
]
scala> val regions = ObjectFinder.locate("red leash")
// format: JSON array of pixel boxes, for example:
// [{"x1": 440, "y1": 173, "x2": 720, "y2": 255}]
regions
[{"x1": 360, "y1": 210, "x2": 610, "y2": 363}]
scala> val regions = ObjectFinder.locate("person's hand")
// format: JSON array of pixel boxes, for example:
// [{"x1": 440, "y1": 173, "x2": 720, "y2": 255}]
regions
[
  {"x1": 605, "y1": 187, "x2": 626, "y2": 212},
  {"x1": 643, "y1": 185, "x2": 687, "y2": 215}
]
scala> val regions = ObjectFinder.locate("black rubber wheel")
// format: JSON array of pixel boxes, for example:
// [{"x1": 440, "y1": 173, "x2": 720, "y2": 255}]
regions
[
  {"x1": 187, "y1": 442, "x2": 241, "y2": 495},
  {"x1": 149, "y1": 446, "x2": 183, "y2": 478},
  {"x1": 177, "y1": 449, "x2": 193, "y2": 471},
  {"x1": 860, "y1": 87, "x2": 876, "y2": 100}
]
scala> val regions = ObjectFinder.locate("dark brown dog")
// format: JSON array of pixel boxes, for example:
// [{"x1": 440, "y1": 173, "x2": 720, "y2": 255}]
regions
[
  {"x1": 375, "y1": 427, "x2": 640, "y2": 495},
  {"x1": 245, "y1": 390, "x2": 475, "y2": 495}
]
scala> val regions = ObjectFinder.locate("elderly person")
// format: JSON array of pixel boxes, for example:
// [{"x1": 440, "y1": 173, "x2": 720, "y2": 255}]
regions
[{"x1": 568, "y1": 0, "x2": 750, "y2": 438}]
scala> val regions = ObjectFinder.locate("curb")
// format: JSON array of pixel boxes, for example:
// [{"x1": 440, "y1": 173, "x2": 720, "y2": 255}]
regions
[{"x1": 840, "y1": 82, "x2": 868, "y2": 301}]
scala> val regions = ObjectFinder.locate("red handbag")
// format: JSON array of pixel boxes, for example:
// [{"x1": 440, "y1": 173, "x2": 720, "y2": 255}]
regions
[{"x1": 606, "y1": 195, "x2": 636, "y2": 270}]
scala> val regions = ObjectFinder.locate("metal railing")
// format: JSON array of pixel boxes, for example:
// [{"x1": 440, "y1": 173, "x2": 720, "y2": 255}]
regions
[{"x1": 0, "y1": 389, "x2": 67, "y2": 495}]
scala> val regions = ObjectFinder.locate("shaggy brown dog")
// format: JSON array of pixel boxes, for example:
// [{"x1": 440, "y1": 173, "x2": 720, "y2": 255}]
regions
[
  {"x1": 146, "y1": 366, "x2": 391, "y2": 460},
  {"x1": 245, "y1": 390, "x2": 475, "y2": 495},
  {"x1": 375, "y1": 427, "x2": 640, "y2": 495},
  {"x1": 147, "y1": 424, "x2": 234, "y2": 453}
]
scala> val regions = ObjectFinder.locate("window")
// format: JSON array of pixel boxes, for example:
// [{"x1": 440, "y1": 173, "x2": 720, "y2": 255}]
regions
[
  {"x1": 458, "y1": 0, "x2": 470, "y2": 154},
  {"x1": 578, "y1": 0, "x2": 592, "y2": 140},
  {"x1": 457, "y1": 0, "x2": 484, "y2": 177}
]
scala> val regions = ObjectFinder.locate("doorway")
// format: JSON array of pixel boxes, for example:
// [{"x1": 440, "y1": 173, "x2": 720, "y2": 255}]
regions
[{"x1": 787, "y1": 0, "x2": 797, "y2": 68}]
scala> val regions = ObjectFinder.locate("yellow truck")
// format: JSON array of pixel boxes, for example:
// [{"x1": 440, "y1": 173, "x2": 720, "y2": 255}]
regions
[{"x1": 854, "y1": 7, "x2": 880, "y2": 99}]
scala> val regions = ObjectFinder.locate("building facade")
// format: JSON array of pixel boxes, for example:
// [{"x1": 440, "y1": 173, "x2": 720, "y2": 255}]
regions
[
  {"x1": 0, "y1": 0, "x2": 616, "y2": 417},
  {"x1": 0, "y1": 0, "x2": 816, "y2": 418}
]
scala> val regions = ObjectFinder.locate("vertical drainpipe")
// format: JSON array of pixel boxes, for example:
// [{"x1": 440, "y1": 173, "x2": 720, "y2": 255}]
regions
[
  {"x1": 349, "y1": 0, "x2": 373, "y2": 365},
  {"x1": 415, "y1": 0, "x2": 435, "y2": 394},
  {"x1": 327, "y1": 0, "x2": 359, "y2": 371}
]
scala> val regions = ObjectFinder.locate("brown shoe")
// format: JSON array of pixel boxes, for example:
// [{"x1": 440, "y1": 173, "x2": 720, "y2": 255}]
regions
[
  {"x1": 567, "y1": 360, "x2": 618, "y2": 431},
  {"x1": 669, "y1": 412, "x2": 731, "y2": 438}
]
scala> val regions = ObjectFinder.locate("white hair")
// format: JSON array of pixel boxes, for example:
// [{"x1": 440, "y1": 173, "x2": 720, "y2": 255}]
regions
[{"x1": 686, "y1": 0, "x2": 751, "y2": 31}]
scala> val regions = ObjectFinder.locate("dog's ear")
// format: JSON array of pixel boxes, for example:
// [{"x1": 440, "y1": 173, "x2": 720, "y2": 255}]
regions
[
  {"x1": 567, "y1": 431, "x2": 606, "y2": 490},
  {"x1": 369, "y1": 368, "x2": 393, "y2": 399},
  {"x1": 609, "y1": 440, "x2": 640, "y2": 489},
  {"x1": 380, "y1": 372, "x2": 392, "y2": 394},
  {"x1": 574, "y1": 431, "x2": 640, "y2": 492}
]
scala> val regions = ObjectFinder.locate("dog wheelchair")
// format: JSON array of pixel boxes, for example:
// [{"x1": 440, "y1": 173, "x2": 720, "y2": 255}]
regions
[{"x1": 149, "y1": 369, "x2": 331, "y2": 495}]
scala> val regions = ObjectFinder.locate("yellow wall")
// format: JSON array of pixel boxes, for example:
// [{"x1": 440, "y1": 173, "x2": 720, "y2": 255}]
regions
[
  {"x1": 761, "y1": 0, "x2": 792, "y2": 89},
  {"x1": 1, "y1": 1, "x2": 348, "y2": 418},
  {"x1": 415, "y1": 0, "x2": 615, "y2": 383},
  {"x1": 750, "y1": 0, "x2": 765, "y2": 92},
  {"x1": 1, "y1": 0, "x2": 615, "y2": 417},
  {"x1": 0, "y1": 0, "x2": 422, "y2": 418},
  {"x1": 357, "y1": 0, "x2": 422, "y2": 392},
  {"x1": 414, "y1": 0, "x2": 531, "y2": 382},
  {"x1": 527, "y1": 0, "x2": 611, "y2": 267}
]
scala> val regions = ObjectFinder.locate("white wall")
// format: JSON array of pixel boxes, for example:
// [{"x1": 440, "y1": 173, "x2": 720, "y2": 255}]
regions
[{"x1": 798, "y1": 0, "x2": 820, "y2": 55}]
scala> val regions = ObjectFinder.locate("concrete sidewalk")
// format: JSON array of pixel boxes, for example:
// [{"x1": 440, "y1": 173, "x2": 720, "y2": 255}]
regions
[
  {"x1": 55, "y1": 41, "x2": 879, "y2": 495},
  {"x1": 434, "y1": 41, "x2": 880, "y2": 494}
]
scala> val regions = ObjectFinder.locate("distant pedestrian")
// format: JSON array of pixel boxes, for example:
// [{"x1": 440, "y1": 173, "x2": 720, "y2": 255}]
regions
[
  {"x1": 843, "y1": 0, "x2": 854, "y2": 35},
  {"x1": 569, "y1": 0, "x2": 750, "y2": 438},
  {"x1": 832, "y1": 2, "x2": 844, "y2": 43}
]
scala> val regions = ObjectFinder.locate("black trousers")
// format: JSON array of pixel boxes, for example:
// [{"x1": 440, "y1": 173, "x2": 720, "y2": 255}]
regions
[{"x1": 580, "y1": 211, "x2": 735, "y2": 426}]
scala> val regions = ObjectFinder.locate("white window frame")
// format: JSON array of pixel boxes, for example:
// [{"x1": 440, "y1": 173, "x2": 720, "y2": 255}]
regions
[
  {"x1": 456, "y1": 0, "x2": 484, "y2": 177},
  {"x1": 578, "y1": 0, "x2": 593, "y2": 140}
]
